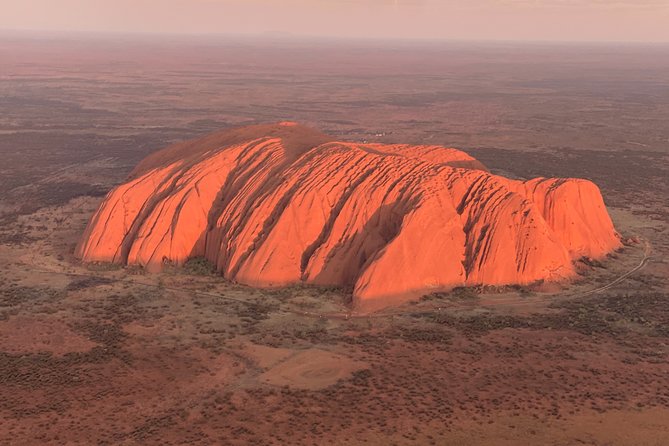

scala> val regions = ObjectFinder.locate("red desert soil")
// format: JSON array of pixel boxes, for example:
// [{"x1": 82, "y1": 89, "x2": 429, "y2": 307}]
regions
[
  {"x1": 0, "y1": 316, "x2": 98, "y2": 357},
  {"x1": 76, "y1": 122, "x2": 621, "y2": 310}
]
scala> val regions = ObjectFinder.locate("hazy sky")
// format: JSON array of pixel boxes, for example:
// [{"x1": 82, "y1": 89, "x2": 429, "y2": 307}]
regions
[{"x1": 2, "y1": 0, "x2": 669, "y2": 42}]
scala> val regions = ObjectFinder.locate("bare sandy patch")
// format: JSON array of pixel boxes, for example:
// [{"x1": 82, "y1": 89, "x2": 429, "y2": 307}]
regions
[{"x1": 259, "y1": 348, "x2": 367, "y2": 390}]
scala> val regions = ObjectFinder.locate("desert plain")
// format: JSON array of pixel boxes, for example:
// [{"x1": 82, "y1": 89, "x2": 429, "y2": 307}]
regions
[{"x1": 0, "y1": 33, "x2": 668, "y2": 445}]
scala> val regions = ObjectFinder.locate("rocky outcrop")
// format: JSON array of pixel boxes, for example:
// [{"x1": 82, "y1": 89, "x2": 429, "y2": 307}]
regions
[{"x1": 77, "y1": 122, "x2": 621, "y2": 310}]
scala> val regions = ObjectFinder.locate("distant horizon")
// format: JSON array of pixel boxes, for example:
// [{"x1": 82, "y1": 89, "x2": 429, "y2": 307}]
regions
[
  {"x1": 2, "y1": 0, "x2": 668, "y2": 44},
  {"x1": 2, "y1": 28, "x2": 669, "y2": 47}
]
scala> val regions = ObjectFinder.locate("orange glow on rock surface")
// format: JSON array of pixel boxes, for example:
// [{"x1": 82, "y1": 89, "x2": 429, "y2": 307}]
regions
[{"x1": 76, "y1": 123, "x2": 621, "y2": 310}]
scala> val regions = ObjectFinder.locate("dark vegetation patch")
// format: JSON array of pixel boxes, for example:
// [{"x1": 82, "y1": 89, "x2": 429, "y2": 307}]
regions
[
  {"x1": 385, "y1": 324, "x2": 453, "y2": 347},
  {"x1": 260, "y1": 283, "x2": 353, "y2": 302},
  {"x1": 416, "y1": 292, "x2": 669, "y2": 339},
  {"x1": 0, "y1": 230, "x2": 36, "y2": 246},
  {"x1": 65, "y1": 276, "x2": 114, "y2": 291},
  {"x1": 33, "y1": 181, "x2": 109, "y2": 206},
  {"x1": 0, "y1": 285, "x2": 65, "y2": 310},
  {"x1": 71, "y1": 293, "x2": 148, "y2": 326},
  {"x1": 85, "y1": 261, "x2": 123, "y2": 272},
  {"x1": 182, "y1": 256, "x2": 216, "y2": 276}
]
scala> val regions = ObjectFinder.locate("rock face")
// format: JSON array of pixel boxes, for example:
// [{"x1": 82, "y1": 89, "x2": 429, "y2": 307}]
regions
[{"x1": 77, "y1": 122, "x2": 621, "y2": 310}]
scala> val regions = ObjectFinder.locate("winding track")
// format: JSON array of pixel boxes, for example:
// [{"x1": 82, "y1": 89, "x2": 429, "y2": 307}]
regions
[
  {"x1": 569, "y1": 239, "x2": 652, "y2": 298},
  {"x1": 23, "y1": 239, "x2": 653, "y2": 321}
]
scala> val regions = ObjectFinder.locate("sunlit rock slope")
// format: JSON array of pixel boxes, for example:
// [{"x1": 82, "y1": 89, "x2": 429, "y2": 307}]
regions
[{"x1": 77, "y1": 122, "x2": 621, "y2": 310}]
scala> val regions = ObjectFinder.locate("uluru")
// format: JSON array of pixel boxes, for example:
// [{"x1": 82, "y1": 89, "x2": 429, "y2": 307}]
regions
[{"x1": 76, "y1": 122, "x2": 621, "y2": 310}]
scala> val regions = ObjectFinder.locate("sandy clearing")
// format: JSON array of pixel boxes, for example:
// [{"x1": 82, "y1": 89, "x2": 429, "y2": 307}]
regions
[{"x1": 259, "y1": 348, "x2": 367, "y2": 390}]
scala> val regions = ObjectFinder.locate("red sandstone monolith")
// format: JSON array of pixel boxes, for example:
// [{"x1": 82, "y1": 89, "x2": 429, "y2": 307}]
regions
[{"x1": 77, "y1": 122, "x2": 621, "y2": 310}]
